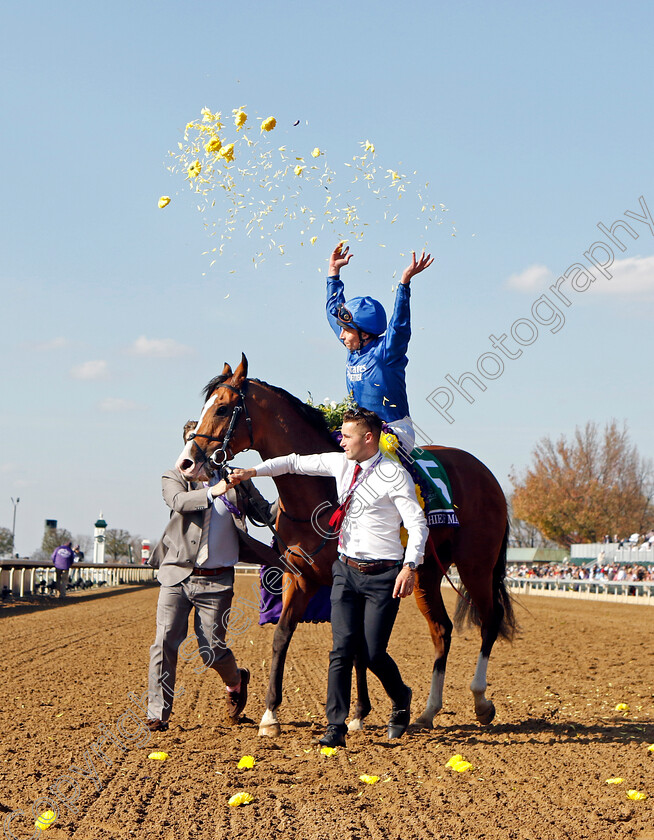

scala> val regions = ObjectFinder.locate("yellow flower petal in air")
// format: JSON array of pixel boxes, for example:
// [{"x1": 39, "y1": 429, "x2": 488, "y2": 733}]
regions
[
  {"x1": 364, "y1": 140, "x2": 375, "y2": 154},
  {"x1": 219, "y1": 143, "x2": 235, "y2": 163},
  {"x1": 359, "y1": 774, "x2": 380, "y2": 784},
  {"x1": 605, "y1": 778, "x2": 624, "y2": 784},
  {"x1": 34, "y1": 811, "x2": 57, "y2": 831},
  {"x1": 310, "y1": 236, "x2": 317, "y2": 245},
  {"x1": 237, "y1": 755, "x2": 256, "y2": 769},
  {"x1": 234, "y1": 110, "x2": 247, "y2": 130},
  {"x1": 148, "y1": 751, "x2": 169, "y2": 760},
  {"x1": 615, "y1": 703, "x2": 630, "y2": 712},
  {"x1": 294, "y1": 165, "x2": 304, "y2": 176},
  {"x1": 626, "y1": 790, "x2": 647, "y2": 801},
  {"x1": 311, "y1": 147, "x2": 322, "y2": 158},
  {"x1": 158, "y1": 196, "x2": 171, "y2": 209},
  {"x1": 228, "y1": 792, "x2": 254, "y2": 807},
  {"x1": 205, "y1": 137, "x2": 222, "y2": 153},
  {"x1": 261, "y1": 116, "x2": 277, "y2": 132},
  {"x1": 320, "y1": 746, "x2": 338, "y2": 756},
  {"x1": 187, "y1": 160, "x2": 202, "y2": 179}
]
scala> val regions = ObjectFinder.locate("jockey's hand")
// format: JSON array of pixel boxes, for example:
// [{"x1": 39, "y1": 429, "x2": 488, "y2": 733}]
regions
[
  {"x1": 400, "y1": 249, "x2": 434, "y2": 285},
  {"x1": 393, "y1": 565, "x2": 416, "y2": 598},
  {"x1": 329, "y1": 242, "x2": 354, "y2": 276},
  {"x1": 230, "y1": 467, "x2": 256, "y2": 483}
]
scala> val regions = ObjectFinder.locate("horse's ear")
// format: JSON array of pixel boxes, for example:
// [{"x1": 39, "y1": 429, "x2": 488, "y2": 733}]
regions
[
  {"x1": 221, "y1": 362, "x2": 233, "y2": 377},
  {"x1": 233, "y1": 353, "x2": 248, "y2": 385}
]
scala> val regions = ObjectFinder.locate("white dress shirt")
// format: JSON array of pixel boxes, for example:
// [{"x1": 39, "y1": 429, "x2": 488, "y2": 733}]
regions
[{"x1": 253, "y1": 449, "x2": 428, "y2": 566}]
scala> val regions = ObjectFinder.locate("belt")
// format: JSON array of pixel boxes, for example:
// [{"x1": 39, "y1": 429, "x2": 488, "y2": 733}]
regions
[
  {"x1": 190, "y1": 567, "x2": 230, "y2": 577},
  {"x1": 339, "y1": 555, "x2": 400, "y2": 574}
]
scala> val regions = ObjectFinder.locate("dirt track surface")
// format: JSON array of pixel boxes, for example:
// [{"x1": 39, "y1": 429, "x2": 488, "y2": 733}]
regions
[{"x1": 1, "y1": 580, "x2": 653, "y2": 840}]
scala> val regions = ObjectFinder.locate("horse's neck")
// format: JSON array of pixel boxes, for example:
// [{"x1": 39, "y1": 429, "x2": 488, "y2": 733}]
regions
[{"x1": 250, "y1": 382, "x2": 339, "y2": 512}]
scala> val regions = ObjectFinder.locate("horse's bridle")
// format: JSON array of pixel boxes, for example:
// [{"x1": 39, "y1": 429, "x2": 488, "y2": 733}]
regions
[{"x1": 187, "y1": 382, "x2": 254, "y2": 470}]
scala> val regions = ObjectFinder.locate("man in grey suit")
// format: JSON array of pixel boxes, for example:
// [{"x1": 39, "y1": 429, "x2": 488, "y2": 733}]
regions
[{"x1": 146, "y1": 421, "x2": 277, "y2": 732}]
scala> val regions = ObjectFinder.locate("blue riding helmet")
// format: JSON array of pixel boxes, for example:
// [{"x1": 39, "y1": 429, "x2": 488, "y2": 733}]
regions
[{"x1": 336, "y1": 297, "x2": 387, "y2": 336}]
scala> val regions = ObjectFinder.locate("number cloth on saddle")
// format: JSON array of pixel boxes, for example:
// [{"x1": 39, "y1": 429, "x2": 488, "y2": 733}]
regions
[{"x1": 379, "y1": 433, "x2": 460, "y2": 527}]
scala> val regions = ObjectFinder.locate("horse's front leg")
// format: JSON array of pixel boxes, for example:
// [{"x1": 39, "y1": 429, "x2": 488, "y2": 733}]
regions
[
  {"x1": 258, "y1": 577, "x2": 316, "y2": 737},
  {"x1": 347, "y1": 651, "x2": 372, "y2": 732}
]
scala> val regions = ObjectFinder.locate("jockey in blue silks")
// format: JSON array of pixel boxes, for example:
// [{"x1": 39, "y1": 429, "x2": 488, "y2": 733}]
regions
[{"x1": 325, "y1": 242, "x2": 434, "y2": 452}]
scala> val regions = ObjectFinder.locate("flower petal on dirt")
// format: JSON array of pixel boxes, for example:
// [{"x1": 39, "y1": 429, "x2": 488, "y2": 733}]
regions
[
  {"x1": 320, "y1": 746, "x2": 338, "y2": 756},
  {"x1": 228, "y1": 792, "x2": 254, "y2": 806},
  {"x1": 626, "y1": 790, "x2": 647, "y2": 801},
  {"x1": 148, "y1": 752, "x2": 169, "y2": 760},
  {"x1": 34, "y1": 811, "x2": 56, "y2": 830},
  {"x1": 605, "y1": 778, "x2": 624, "y2": 784},
  {"x1": 359, "y1": 774, "x2": 380, "y2": 784},
  {"x1": 237, "y1": 755, "x2": 256, "y2": 769}
]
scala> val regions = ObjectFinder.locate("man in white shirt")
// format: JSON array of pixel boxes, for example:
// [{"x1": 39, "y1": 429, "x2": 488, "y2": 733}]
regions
[{"x1": 232, "y1": 408, "x2": 428, "y2": 747}]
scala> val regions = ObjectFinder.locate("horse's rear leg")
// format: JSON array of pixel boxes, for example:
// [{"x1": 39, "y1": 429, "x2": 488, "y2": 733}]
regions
[
  {"x1": 458, "y1": 574, "x2": 504, "y2": 726},
  {"x1": 413, "y1": 562, "x2": 452, "y2": 729}
]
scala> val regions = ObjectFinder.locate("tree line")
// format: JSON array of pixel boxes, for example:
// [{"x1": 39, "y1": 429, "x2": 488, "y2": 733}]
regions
[{"x1": 510, "y1": 420, "x2": 653, "y2": 548}]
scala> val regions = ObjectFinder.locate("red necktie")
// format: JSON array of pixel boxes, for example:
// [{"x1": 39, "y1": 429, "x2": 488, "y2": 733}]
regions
[{"x1": 329, "y1": 463, "x2": 362, "y2": 533}]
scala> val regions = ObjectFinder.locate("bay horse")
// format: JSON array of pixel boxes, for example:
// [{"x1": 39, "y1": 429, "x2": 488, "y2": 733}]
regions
[{"x1": 176, "y1": 354, "x2": 516, "y2": 736}]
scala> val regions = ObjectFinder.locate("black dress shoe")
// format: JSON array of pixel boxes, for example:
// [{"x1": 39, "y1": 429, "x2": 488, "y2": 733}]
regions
[
  {"x1": 388, "y1": 687, "x2": 412, "y2": 739},
  {"x1": 318, "y1": 725, "x2": 347, "y2": 748}
]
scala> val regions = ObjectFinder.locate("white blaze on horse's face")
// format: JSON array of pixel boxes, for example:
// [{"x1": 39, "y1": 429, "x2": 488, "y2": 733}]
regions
[{"x1": 175, "y1": 394, "x2": 218, "y2": 479}]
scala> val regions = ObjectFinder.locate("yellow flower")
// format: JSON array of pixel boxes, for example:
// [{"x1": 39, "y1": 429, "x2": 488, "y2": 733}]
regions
[
  {"x1": 626, "y1": 790, "x2": 647, "y2": 801},
  {"x1": 187, "y1": 160, "x2": 202, "y2": 179},
  {"x1": 605, "y1": 778, "x2": 624, "y2": 784},
  {"x1": 615, "y1": 703, "x2": 630, "y2": 712},
  {"x1": 320, "y1": 746, "x2": 338, "y2": 756},
  {"x1": 201, "y1": 107, "x2": 222, "y2": 127},
  {"x1": 311, "y1": 147, "x2": 322, "y2": 158},
  {"x1": 364, "y1": 140, "x2": 375, "y2": 154},
  {"x1": 237, "y1": 755, "x2": 256, "y2": 769},
  {"x1": 158, "y1": 196, "x2": 171, "y2": 209},
  {"x1": 359, "y1": 774, "x2": 380, "y2": 784},
  {"x1": 218, "y1": 143, "x2": 235, "y2": 163},
  {"x1": 451, "y1": 760, "x2": 474, "y2": 772},
  {"x1": 234, "y1": 110, "x2": 247, "y2": 130},
  {"x1": 294, "y1": 165, "x2": 304, "y2": 176},
  {"x1": 228, "y1": 792, "x2": 254, "y2": 807},
  {"x1": 148, "y1": 751, "x2": 169, "y2": 760},
  {"x1": 34, "y1": 811, "x2": 57, "y2": 830},
  {"x1": 261, "y1": 116, "x2": 277, "y2": 132},
  {"x1": 205, "y1": 137, "x2": 222, "y2": 153},
  {"x1": 445, "y1": 753, "x2": 473, "y2": 772}
]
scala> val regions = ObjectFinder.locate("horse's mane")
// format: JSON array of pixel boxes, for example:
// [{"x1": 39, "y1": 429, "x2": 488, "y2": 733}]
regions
[{"x1": 201, "y1": 374, "x2": 334, "y2": 445}]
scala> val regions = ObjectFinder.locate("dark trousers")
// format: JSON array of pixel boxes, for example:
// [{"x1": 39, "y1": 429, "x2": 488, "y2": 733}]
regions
[{"x1": 326, "y1": 560, "x2": 409, "y2": 728}]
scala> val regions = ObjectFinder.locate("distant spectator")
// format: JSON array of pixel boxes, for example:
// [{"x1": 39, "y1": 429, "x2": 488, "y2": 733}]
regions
[
  {"x1": 73, "y1": 544, "x2": 85, "y2": 563},
  {"x1": 51, "y1": 541, "x2": 76, "y2": 598}
]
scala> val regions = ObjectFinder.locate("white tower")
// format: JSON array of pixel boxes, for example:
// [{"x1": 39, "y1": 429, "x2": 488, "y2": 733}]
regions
[{"x1": 93, "y1": 513, "x2": 107, "y2": 564}]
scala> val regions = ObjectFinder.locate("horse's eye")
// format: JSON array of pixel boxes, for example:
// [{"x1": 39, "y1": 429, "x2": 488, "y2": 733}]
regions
[{"x1": 215, "y1": 406, "x2": 228, "y2": 417}]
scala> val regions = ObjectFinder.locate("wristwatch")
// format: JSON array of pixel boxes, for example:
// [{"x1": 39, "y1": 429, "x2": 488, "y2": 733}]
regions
[{"x1": 405, "y1": 561, "x2": 417, "y2": 571}]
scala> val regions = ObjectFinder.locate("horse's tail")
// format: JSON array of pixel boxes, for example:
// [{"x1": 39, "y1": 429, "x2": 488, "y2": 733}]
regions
[{"x1": 454, "y1": 520, "x2": 517, "y2": 641}]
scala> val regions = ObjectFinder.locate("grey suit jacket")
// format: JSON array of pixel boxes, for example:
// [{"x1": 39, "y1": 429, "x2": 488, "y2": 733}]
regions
[{"x1": 150, "y1": 469, "x2": 280, "y2": 587}]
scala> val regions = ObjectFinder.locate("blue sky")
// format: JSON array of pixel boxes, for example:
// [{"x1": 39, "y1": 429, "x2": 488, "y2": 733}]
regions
[{"x1": 2, "y1": 0, "x2": 653, "y2": 555}]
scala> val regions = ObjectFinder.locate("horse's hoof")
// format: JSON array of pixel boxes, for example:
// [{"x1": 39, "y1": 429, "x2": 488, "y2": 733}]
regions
[
  {"x1": 347, "y1": 718, "x2": 365, "y2": 732},
  {"x1": 412, "y1": 715, "x2": 434, "y2": 730},
  {"x1": 258, "y1": 723, "x2": 282, "y2": 737},
  {"x1": 476, "y1": 702, "x2": 496, "y2": 726}
]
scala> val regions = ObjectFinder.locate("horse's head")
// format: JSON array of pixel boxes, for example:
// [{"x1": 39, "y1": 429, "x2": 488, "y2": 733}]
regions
[{"x1": 175, "y1": 354, "x2": 253, "y2": 480}]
